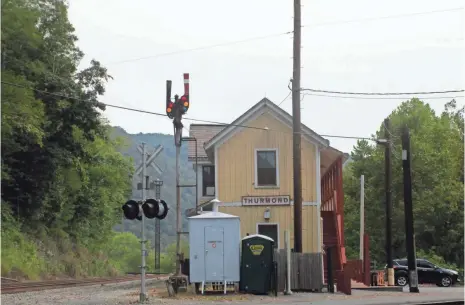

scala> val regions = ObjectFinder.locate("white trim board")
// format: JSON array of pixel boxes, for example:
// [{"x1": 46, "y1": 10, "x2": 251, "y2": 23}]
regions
[
  {"x1": 214, "y1": 145, "x2": 219, "y2": 199},
  {"x1": 316, "y1": 146, "x2": 322, "y2": 245},
  {"x1": 256, "y1": 222, "x2": 280, "y2": 248},
  {"x1": 190, "y1": 160, "x2": 213, "y2": 165},
  {"x1": 254, "y1": 148, "x2": 280, "y2": 188},
  {"x1": 316, "y1": 146, "x2": 323, "y2": 284},
  {"x1": 217, "y1": 201, "x2": 318, "y2": 207}
]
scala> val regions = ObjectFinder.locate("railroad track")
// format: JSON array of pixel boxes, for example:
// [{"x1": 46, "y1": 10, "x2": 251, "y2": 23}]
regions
[{"x1": 1, "y1": 274, "x2": 166, "y2": 294}]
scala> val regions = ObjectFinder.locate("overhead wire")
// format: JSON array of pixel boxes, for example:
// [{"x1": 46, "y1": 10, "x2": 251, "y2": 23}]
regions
[
  {"x1": 105, "y1": 31, "x2": 292, "y2": 65},
  {"x1": 102, "y1": 7, "x2": 463, "y2": 66},
  {"x1": 1, "y1": 80, "x2": 375, "y2": 141},
  {"x1": 301, "y1": 92, "x2": 465, "y2": 100},
  {"x1": 301, "y1": 88, "x2": 465, "y2": 96},
  {"x1": 301, "y1": 7, "x2": 464, "y2": 28}
]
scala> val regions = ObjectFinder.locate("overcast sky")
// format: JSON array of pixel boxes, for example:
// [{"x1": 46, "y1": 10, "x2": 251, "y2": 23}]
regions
[{"x1": 68, "y1": 0, "x2": 464, "y2": 153}]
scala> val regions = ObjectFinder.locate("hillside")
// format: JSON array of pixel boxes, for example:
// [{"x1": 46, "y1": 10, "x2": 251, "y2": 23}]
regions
[{"x1": 111, "y1": 127, "x2": 196, "y2": 250}]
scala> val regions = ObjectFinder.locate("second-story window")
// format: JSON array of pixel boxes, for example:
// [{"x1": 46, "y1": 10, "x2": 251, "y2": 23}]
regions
[
  {"x1": 256, "y1": 149, "x2": 278, "y2": 187},
  {"x1": 202, "y1": 165, "x2": 215, "y2": 196}
]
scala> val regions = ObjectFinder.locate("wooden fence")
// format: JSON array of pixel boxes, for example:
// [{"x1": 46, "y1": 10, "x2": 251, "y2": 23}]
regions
[{"x1": 274, "y1": 250, "x2": 323, "y2": 292}]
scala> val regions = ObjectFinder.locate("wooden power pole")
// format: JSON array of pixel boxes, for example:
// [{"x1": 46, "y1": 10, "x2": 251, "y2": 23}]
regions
[
  {"x1": 401, "y1": 126, "x2": 420, "y2": 293},
  {"x1": 292, "y1": 0, "x2": 303, "y2": 253},
  {"x1": 384, "y1": 118, "x2": 394, "y2": 286}
]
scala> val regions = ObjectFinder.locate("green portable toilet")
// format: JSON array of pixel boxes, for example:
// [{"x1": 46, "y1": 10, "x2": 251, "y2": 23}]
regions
[{"x1": 239, "y1": 234, "x2": 275, "y2": 294}]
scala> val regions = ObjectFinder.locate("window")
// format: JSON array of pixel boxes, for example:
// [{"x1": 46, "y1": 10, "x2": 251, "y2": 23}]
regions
[
  {"x1": 417, "y1": 260, "x2": 434, "y2": 269},
  {"x1": 202, "y1": 165, "x2": 215, "y2": 196},
  {"x1": 255, "y1": 149, "x2": 278, "y2": 187},
  {"x1": 396, "y1": 259, "x2": 408, "y2": 266}
]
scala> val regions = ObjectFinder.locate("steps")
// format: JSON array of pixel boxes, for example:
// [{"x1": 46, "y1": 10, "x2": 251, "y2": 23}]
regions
[{"x1": 322, "y1": 210, "x2": 343, "y2": 284}]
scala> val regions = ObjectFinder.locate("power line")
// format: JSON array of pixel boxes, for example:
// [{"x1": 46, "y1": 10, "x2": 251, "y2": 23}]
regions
[
  {"x1": 301, "y1": 88, "x2": 465, "y2": 96},
  {"x1": 102, "y1": 7, "x2": 463, "y2": 66},
  {"x1": 301, "y1": 7, "x2": 464, "y2": 28},
  {"x1": 301, "y1": 92, "x2": 465, "y2": 100},
  {"x1": 105, "y1": 32, "x2": 292, "y2": 65},
  {"x1": 1, "y1": 80, "x2": 375, "y2": 141},
  {"x1": 1, "y1": 80, "x2": 167, "y2": 117}
]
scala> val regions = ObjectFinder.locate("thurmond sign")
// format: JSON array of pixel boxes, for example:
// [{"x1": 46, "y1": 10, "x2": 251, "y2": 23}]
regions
[{"x1": 241, "y1": 195, "x2": 291, "y2": 206}]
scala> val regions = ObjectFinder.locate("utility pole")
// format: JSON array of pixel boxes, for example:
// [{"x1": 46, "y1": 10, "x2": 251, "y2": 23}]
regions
[
  {"x1": 154, "y1": 179, "x2": 163, "y2": 274},
  {"x1": 292, "y1": 0, "x2": 303, "y2": 253},
  {"x1": 384, "y1": 118, "x2": 394, "y2": 286},
  {"x1": 360, "y1": 175, "x2": 365, "y2": 260},
  {"x1": 401, "y1": 126, "x2": 419, "y2": 293},
  {"x1": 165, "y1": 73, "x2": 190, "y2": 295},
  {"x1": 174, "y1": 97, "x2": 183, "y2": 276},
  {"x1": 140, "y1": 142, "x2": 147, "y2": 302}
]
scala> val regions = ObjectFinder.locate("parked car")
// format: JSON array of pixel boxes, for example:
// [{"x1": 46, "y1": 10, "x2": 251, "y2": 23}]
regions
[{"x1": 386, "y1": 258, "x2": 460, "y2": 287}]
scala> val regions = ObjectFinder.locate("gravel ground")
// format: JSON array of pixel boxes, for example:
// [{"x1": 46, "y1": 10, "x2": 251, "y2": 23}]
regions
[
  {"x1": 1, "y1": 278, "x2": 165, "y2": 305},
  {"x1": 2, "y1": 282, "x2": 463, "y2": 305}
]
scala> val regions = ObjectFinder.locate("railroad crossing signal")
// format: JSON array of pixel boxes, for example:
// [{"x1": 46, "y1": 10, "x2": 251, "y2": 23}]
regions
[
  {"x1": 134, "y1": 144, "x2": 163, "y2": 176},
  {"x1": 122, "y1": 199, "x2": 169, "y2": 220}
]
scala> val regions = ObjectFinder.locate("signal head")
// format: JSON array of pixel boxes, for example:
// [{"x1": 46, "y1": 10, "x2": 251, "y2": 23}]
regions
[
  {"x1": 142, "y1": 198, "x2": 160, "y2": 219},
  {"x1": 180, "y1": 95, "x2": 189, "y2": 114},
  {"x1": 122, "y1": 200, "x2": 140, "y2": 220},
  {"x1": 166, "y1": 100, "x2": 175, "y2": 117},
  {"x1": 156, "y1": 200, "x2": 169, "y2": 220}
]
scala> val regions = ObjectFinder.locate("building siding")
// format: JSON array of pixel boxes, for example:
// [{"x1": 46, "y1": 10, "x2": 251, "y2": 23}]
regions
[
  {"x1": 214, "y1": 112, "x2": 320, "y2": 253},
  {"x1": 217, "y1": 112, "x2": 317, "y2": 203},
  {"x1": 218, "y1": 205, "x2": 320, "y2": 253}
]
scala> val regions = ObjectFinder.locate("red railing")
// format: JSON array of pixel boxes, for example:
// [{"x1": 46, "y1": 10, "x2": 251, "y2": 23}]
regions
[
  {"x1": 321, "y1": 155, "x2": 346, "y2": 269},
  {"x1": 343, "y1": 234, "x2": 372, "y2": 287},
  {"x1": 321, "y1": 157, "x2": 344, "y2": 220},
  {"x1": 336, "y1": 270, "x2": 352, "y2": 295},
  {"x1": 345, "y1": 259, "x2": 363, "y2": 282}
]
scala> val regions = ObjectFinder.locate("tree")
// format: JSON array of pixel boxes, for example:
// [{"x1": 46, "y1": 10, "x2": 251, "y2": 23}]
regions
[
  {"x1": 344, "y1": 99, "x2": 464, "y2": 269},
  {"x1": 1, "y1": 0, "x2": 134, "y2": 278}
]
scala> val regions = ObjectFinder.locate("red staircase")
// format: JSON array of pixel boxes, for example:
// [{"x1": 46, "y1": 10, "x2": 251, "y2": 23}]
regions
[{"x1": 321, "y1": 156, "x2": 346, "y2": 284}]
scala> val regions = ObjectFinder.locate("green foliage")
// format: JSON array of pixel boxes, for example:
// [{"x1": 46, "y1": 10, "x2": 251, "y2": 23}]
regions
[
  {"x1": 343, "y1": 99, "x2": 464, "y2": 271},
  {"x1": 0, "y1": 0, "x2": 140, "y2": 279},
  {"x1": 103, "y1": 232, "x2": 188, "y2": 274},
  {"x1": 1, "y1": 204, "x2": 46, "y2": 279}
]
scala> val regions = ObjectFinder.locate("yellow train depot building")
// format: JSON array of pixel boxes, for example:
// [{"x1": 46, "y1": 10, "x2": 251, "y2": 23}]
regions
[{"x1": 187, "y1": 98, "x2": 347, "y2": 262}]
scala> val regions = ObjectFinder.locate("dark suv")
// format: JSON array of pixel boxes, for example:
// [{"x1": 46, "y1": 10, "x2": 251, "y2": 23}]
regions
[{"x1": 390, "y1": 258, "x2": 460, "y2": 287}]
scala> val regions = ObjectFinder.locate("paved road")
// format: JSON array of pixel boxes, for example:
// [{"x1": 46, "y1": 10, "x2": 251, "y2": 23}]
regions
[
  {"x1": 267, "y1": 287, "x2": 465, "y2": 305},
  {"x1": 145, "y1": 286, "x2": 464, "y2": 305}
]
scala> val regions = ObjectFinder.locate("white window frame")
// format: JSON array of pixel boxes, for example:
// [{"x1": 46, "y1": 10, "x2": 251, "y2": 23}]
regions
[
  {"x1": 254, "y1": 148, "x2": 279, "y2": 188},
  {"x1": 256, "y1": 223, "x2": 280, "y2": 249}
]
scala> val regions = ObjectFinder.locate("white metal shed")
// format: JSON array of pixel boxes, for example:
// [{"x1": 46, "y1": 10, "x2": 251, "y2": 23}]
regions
[{"x1": 188, "y1": 211, "x2": 240, "y2": 294}]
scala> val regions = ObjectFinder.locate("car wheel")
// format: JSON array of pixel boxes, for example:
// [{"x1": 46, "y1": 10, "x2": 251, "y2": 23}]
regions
[
  {"x1": 440, "y1": 276, "x2": 452, "y2": 287},
  {"x1": 396, "y1": 275, "x2": 408, "y2": 286}
]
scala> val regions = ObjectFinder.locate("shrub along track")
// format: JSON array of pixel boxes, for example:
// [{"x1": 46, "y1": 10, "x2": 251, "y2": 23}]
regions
[{"x1": 1, "y1": 274, "x2": 166, "y2": 294}]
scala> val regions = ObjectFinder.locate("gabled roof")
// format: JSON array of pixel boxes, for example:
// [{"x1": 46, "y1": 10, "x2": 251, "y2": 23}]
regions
[
  {"x1": 188, "y1": 124, "x2": 226, "y2": 161},
  {"x1": 204, "y1": 98, "x2": 330, "y2": 152}
]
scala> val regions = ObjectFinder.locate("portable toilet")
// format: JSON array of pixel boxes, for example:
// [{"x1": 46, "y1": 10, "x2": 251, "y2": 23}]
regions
[
  {"x1": 188, "y1": 211, "x2": 240, "y2": 294},
  {"x1": 239, "y1": 234, "x2": 275, "y2": 294}
]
